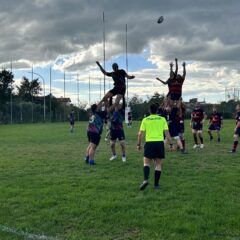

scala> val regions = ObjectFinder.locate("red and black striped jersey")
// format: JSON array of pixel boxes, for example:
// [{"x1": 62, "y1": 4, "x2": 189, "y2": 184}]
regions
[
  {"x1": 169, "y1": 80, "x2": 183, "y2": 95},
  {"x1": 210, "y1": 112, "x2": 222, "y2": 125},
  {"x1": 191, "y1": 108, "x2": 204, "y2": 123}
]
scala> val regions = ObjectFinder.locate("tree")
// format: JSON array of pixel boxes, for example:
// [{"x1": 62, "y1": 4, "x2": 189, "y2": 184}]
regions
[
  {"x1": 17, "y1": 77, "x2": 42, "y2": 102},
  {"x1": 0, "y1": 69, "x2": 14, "y2": 107}
]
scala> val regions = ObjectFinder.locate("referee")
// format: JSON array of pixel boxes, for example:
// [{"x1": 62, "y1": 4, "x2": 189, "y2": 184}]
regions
[{"x1": 137, "y1": 103, "x2": 171, "y2": 191}]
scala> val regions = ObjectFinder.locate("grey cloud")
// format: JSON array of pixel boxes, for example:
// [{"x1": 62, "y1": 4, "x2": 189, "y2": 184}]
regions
[{"x1": 0, "y1": 0, "x2": 240, "y2": 69}]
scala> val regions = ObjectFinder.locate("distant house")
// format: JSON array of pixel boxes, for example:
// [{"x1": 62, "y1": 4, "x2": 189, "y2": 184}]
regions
[{"x1": 56, "y1": 97, "x2": 71, "y2": 106}]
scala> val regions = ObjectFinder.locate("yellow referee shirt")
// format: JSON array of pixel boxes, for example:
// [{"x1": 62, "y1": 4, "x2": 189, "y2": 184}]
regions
[{"x1": 140, "y1": 114, "x2": 168, "y2": 142}]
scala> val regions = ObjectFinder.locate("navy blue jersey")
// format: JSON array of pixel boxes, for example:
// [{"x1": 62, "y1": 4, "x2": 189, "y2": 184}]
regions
[
  {"x1": 87, "y1": 111, "x2": 107, "y2": 134},
  {"x1": 110, "y1": 109, "x2": 125, "y2": 131}
]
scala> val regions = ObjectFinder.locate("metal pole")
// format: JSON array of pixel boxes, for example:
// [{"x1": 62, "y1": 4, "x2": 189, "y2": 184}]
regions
[
  {"x1": 103, "y1": 11, "x2": 106, "y2": 95},
  {"x1": 89, "y1": 76, "x2": 91, "y2": 105},
  {"x1": 126, "y1": 24, "x2": 129, "y2": 104},
  {"x1": 10, "y1": 59, "x2": 13, "y2": 124},
  {"x1": 31, "y1": 66, "x2": 34, "y2": 123},
  {"x1": 50, "y1": 67, "x2": 52, "y2": 122},
  {"x1": 64, "y1": 71, "x2": 66, "y2": 122},
  {"x1": 77, "y1": 74, "x2": 80, "y2": 122}
]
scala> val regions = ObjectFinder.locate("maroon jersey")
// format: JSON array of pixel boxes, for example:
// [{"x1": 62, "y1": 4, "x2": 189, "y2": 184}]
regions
[
  {"x1": 169, "y1": 79, "x2": 183, "y2": 96},
  {"x1": 191, "y1": 108, "x2": 204, "y2": 123},
  {"x1": 210, "y1": 112, "x2": 222, "y2": 125}
]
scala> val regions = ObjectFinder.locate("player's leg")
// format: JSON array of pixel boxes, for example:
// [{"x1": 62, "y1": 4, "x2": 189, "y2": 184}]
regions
[
  {"x1": 208, "y1": 127, "x2": 213, "y2": 141},
  {"x1": 153, "y1": 158, "x2": 162, "y2": 189},
  {"x1": 192, "y1": 128, "x2": 199, "y2": 148},
  {"x1": 198, "y1": 130, "x2": 204, "y2": 148},
  {"x1": 139, "y1": 157, "x2": 151, "y2": 190},
  {"x1": 109, "y1": 130, "x2": 117, "y2": 160},
  {"x1": 108, "y1": 94, "x2": 123, "y2": 112},
  {"x1": 119, "y1": 139, "x2": 126, "y2": 162},
  {"x1": 230, "y1": 133, "x2": 239, "y2": 153},
  {"x1": 89, "y1": 142, "x2": 97, "y2": 165},
  {"x1": 109, "y1": 140, "x2": 117, "y2": 160}
]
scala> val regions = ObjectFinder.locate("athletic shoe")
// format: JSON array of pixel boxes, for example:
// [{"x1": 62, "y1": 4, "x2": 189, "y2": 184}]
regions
[
  {"x1": 200, "y1": 144, "x2": 204, "y2": 149},
  {"x1": 109, "y1": 155, "x2": 117, "y2": 161},
  {"x1": 229, "y1": 150, "x2": 236, "y2": 153},
  {"x1": 154, "y1": 185, "x2": 160, "y2": 190},
  {"x1": 89, "y1": 160, "x2": 96, "y2": 165},
  {"x1": 181, "y1": 149, "x2": 188, "y2": 154},
  {"x1": 85, "y1": 156, "x2": 89, "y2": 164},
  {"x1": 139, "y1": 180, "x2": 148, "y2": 191},
  {"x1": 193, "y1": 144, "x2": 199, "y2": 149},
  {"x1": 122, "y1": 156, "x2": 126, "y2": 162}
]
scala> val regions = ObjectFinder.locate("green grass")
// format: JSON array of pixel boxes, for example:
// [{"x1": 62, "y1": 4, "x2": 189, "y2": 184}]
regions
[{"x1": 0, "y1": 120, "x2": 240, "y2": 240}]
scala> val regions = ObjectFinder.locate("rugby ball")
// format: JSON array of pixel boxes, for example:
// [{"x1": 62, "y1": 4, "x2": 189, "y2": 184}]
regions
[{"x1": 157, "y1": 16, "x2": 164, "y2": 24}]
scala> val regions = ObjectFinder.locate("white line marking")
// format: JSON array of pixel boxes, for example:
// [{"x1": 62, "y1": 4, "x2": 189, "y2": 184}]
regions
[{"x1": 0, "y1": 224, "x2": 62, "y2": 240}]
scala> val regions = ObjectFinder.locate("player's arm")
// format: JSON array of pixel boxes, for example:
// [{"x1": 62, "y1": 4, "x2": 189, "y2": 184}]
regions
[
  {"x1": 125, "y1": 72, "x2": 135, "y2": 79},
  {"x1": 174, "y1": 58, "x2": 178, "y2": 76},
  {"x1": 190, "y1": 114, "x2": 193, "y2": 127},
  {"x1": 156, "y1": 78, "x2": 168, "y2": 85},
  {"x1": 182, "y1": 62, "x2": 186, "y2": 80},
  {"x1": 137, "y1": 130, "x2": 144, "y2": 150},
  {"x1": 201, "y1": 112, "x2": 207, "y2": 124},
  {"x1": 96, "y1": 61, "x2": 111, "y2": 76},
  {"x1": 164, "y1": 130, "x2": 171, "y2": 143},
  {"x1": 169, "y1": 61, "x2": 173, "y2": 74}
]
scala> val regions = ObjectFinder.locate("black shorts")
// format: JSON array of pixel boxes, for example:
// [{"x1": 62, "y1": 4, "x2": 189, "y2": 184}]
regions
[
  {"x1": 234, "y1": 127, "x2": 240, "y2": 136},
  {"x1": 110, "y1": 129, "x2": 125, "y2": 141},
  {"x1": 208, "y1": 124, "x2": 221, "y2": 131},
  {"x1": 177, "y1": 121, "x2": 185, "y2": 133},
  {"x1": 110, "y1": 85, "x2": 126, "y2": 96},
  {"x1": 192, "y1": 122, "x2": 203, "y2": 131},
  {"x1": 87, "y1": 132, "x2": 101, "y2": 146},
  {"x1": 170, "y1": 93, "x2": 181, "y2": 101},
  {"x1": 169, "y1": 122, "x2": 179, "y2": 138},
  {"x1": 144, "y1": 141, "x2": 165, "y2": 159}
]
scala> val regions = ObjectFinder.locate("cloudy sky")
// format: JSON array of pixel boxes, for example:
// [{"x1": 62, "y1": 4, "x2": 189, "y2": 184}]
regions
[{"x1": 1, "y1": 0, "x2": 240, "y2": 105}]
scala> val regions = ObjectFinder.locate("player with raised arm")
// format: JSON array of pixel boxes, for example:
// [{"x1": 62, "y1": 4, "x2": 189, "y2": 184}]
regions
[
  {"x1": 156, "y1": 58, "x2": 178, "y2": 99},
  {"x1": 96, "y1": 61, "x2": 135, "y2": 112},
  {"x1": 85, "y1": 102, "x2": 107, "y2": 165}
]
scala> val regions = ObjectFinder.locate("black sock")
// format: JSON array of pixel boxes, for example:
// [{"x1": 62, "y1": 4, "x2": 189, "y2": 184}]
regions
[
  {"x1": 154, "y1": 170, "x2": 161, "y2": 186},
  {"x1": 199, "y1": 136, "x2": 203, "y2": 144},
  {"x1": 233, "y1": 141, "x2": 238, "y2": 151},
  {"x1": 193, "y1": 134, "x2": 198, "y2": 144},
  {"x1": 143, "y1": 166, "x2": 150, "y2": 181}
]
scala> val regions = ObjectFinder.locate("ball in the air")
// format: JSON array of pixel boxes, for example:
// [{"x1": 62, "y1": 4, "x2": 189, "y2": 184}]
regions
[{"x1": 157, "y1": 16, "x2": 164, "y2": 24}]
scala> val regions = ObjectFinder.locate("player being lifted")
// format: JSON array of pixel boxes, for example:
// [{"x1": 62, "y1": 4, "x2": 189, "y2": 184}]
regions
[
  {"x1": 229, "y1": 104, "x2": 240, "y2": 153},
  {"x1": 96, "y1": 61, "x2": 135, "y2": 111},
  {"x1": 190, "y1": 102, "x2": 207, "y2": 149},
  {"x1": 208, "y1": 106, "x2": 223, "y2": 142},
  {"x1": 156, "y1": 58, "x2": 186, "y2": 108}
]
